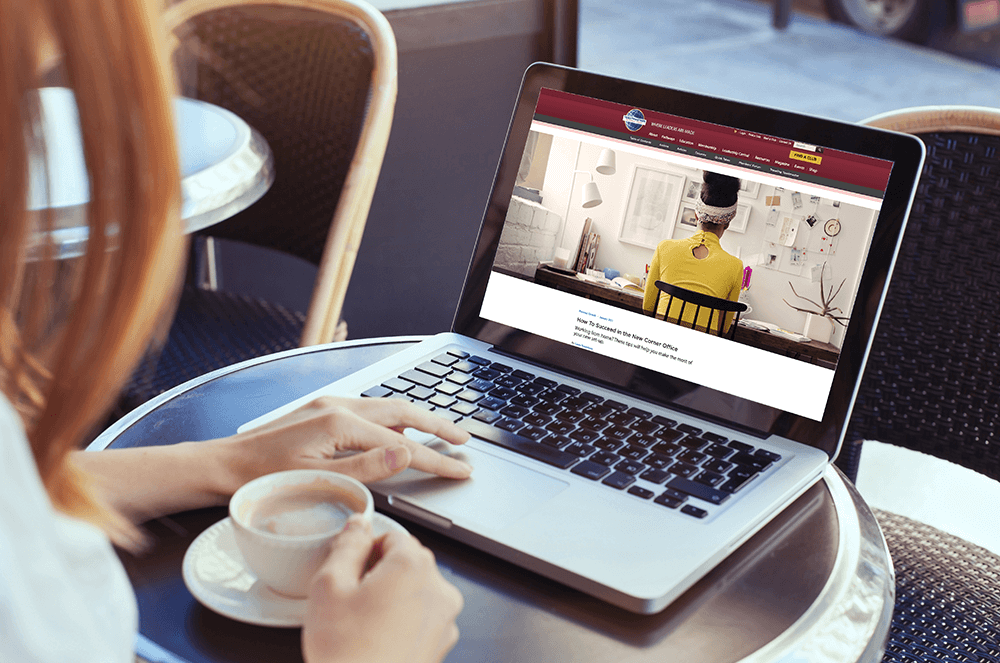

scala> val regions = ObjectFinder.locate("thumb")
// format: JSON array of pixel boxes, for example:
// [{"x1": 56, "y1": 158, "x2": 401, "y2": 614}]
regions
[
  {"x1": 327, "y1": 445, "x2": 412, "y2": 483},
  {"x1": 311, "y1": 514, "x2": 373, "y2": 595}
]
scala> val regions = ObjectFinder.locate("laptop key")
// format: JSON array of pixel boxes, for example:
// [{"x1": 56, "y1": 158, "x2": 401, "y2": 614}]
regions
[
  {"x1": 490, "y1": 362, "x2": 513, "y2": 373},
  {"x1": 429, "y1": 394, "x2": 457, "y2": 408},
  {"x1": 456, "y1": 389, "x2": 486, "y2": 403},
  {"x1": 436, "y1": 382, "x2": 463, "y2": 396},
  {"x1": 383, "y1": 377, "x2": 414, "y2": 392},
  {"x1": 645, "y1": 454, "x2": 672, "y2": 470},
  {"x1": 546, "y1": 420, "x2": 576, "y2": 436},
  {"x1": 640, "y1": 468, "x2": 670, "y2": 484},
  {"x1": 667, "y1": 476, "x2": 730, "y2": 505},
  {"x1": 615, "y1": 459, "x2": 646, "y2": 475},
  {"x1": 451, "y1": 402, "x2": 479, "y2": 416},
  {"x1": 542, "y1": 434, "x2": 572, "y2": 449},
  {"x1": 401, "y1": 370, "x2": 440, "y2": 388},
  {"x1": 500, "y1": 404, "x2": 530, "y2": 419},
  {"x1": 432, "y1": 353, "x2": 460, "y2": 367},
  {"x1": 570, "y1": 461, "x2": 612, "y2": 481},
  {"x1": 408, "y1": 386, "x2": 436, "y2": 400},
  {"x1": 520, "y1": 426, "x2": 549, "y2": 442},
  {"x1": 447, "y1": 349, "x2": 470, "y2": 359},
  {"x1": 590, "y1": 451, "x2": 619, "y2": 466},
  {"x1": 489, "y1": 386, "x2": 517, "y2": 400},
  {"x1": 524, "y1": 412, "x2": 552, "y2": 427},
  {"x1": 681, "y1": 505, "x2": 708, "y2": 519},
  {"x1": 362, "y1": 385, "x2": 392, "y2": 398},
  {"x1": 512, "y1": 369, "x2": 535, "y2": 380},
  {"x1": 480, "y1": 396, "x2": 507, "y2": 411},
  {"x1": 565, "y1": 442, "x2": 596, "y2": 457},
  {"x1": 474, "y1": 368, "x2": 502, "y2": 381},
  {"x1": 570, "y1": 428, "x2": 601, "y2": 444},
  {"x1": 451, "y1": 360, "x2": 478, "y2": 374},
  {"x1": 495, "y1": 375, "x2": 523, "y2": 389},
  {"x1": 458, "y1": 418, "x2": 579, "y2": 469},
  {"x1": 693, "y1": 471, "x2": 725, "y2": 487},
  {"x1": 417, "y1": 361, "x2": 452, "y2": 378},
  {"x1": 468, "y1": 355, "x2": 491, "y2": 365},
  {"x1": 655, "y1": 428, "x2": 685, "y2": 444},
  {"x1": 652, "y1": 415, "x2": 678, "y2": 428},
  {"x1": 654, "y1": 492, "x2": 685, "y2": 509},
  {"x1": 602, "y1": 472, "x2": 635, "y2": 490},
  {"x1": 628, "y1": 486, "x2": 654, "y2": 499},
  {"x1": 472, "y1": 409, "x2": 501, "y2": 424},
  {"x1": 755, "y1": 449, "x2": 782, "y2": 463},
  {"x1": 677, "y1": 424, "x2": 702, "y2": 436},
  {"x1": 446, "y1": 372, "x2": 474, "y2": 386},
  {"x1": 495, "y1": 418, "x2": 526, "y2": 433}
]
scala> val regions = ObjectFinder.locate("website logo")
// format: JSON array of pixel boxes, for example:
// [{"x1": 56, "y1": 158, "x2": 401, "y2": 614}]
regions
[{"x1": 623, "y1": 109, "x2": 646, "y2": 132}]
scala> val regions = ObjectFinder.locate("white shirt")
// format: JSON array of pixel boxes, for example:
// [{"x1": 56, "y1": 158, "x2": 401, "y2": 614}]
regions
[{"x1": 0, "y1": 393, "x2": 137, "y2": 663}]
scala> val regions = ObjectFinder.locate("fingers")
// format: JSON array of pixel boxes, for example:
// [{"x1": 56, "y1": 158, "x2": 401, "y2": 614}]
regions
[
  {"x1": 310, "y1": 515, "x2": 374, "y2": 596},
  {"x1": 323, "y1": 396, "x2": 472, "y2": 447},
  {"x1": 301, "y1": 398, "x2": 473, "y2": 480},
  {"x1": 325, "y1": 445, "x2": 413, "y2": 484}
]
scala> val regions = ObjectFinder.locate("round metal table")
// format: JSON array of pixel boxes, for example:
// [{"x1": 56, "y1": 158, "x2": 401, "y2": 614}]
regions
[
  {"x1": 89, "y1": 337, "x2": 894, "y2": 663},
  {"x1": 29, "y1": 87, "x2": 273, "y2": 259}
]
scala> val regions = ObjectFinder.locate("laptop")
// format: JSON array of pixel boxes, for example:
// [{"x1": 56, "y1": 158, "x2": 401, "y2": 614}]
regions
[{"x1": 241, "y1": 63, "x2": 925, "y2": 614}]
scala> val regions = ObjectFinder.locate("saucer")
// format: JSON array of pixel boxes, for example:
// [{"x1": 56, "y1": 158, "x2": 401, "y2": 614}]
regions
[{"x1": 182, "y1": 513, "x2": 408, "y2": 627}]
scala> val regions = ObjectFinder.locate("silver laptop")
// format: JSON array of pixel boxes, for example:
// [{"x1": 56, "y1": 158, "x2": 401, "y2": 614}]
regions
[{"x1": 242, "y1": 63, "x2": 924, "y2": 614}]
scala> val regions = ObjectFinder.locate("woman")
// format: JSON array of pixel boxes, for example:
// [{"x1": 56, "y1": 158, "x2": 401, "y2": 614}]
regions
[
  {"x1": 1, "y1": 2, "x2": 469, "y2": 662},
  {"x1": 642, "y1": 171, "x2": 744, "y2": 334}
]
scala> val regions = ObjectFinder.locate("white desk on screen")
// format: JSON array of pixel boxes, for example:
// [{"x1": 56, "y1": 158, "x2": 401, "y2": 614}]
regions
[{"x1": 28, "y1": 87, "x2": 274, "y2": 259}]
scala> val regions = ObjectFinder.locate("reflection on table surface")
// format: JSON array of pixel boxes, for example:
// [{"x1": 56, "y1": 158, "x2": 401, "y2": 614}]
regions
[
  {"x1": 88, "y1": 338, "x2": 892, "y2": 663},
  {"x1": 29, "y1": 87, "x2": 274, "y2": 259},
  {"x1": 533, "y1": 264, "x2": 841, "y2": 368}
]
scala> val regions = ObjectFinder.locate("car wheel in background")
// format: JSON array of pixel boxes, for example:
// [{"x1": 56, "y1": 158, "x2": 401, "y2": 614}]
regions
[{"x1": 823, "y1": 0, "x2": 945, "y2": 42}]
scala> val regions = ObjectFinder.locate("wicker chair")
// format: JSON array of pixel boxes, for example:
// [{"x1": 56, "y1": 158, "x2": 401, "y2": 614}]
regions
[
  {"x1": 837, "y1": 106, "x2": 1000, "y2": 662},
  {"x1": 119, "y1": 0, "x2": 397, "y2": 411}
]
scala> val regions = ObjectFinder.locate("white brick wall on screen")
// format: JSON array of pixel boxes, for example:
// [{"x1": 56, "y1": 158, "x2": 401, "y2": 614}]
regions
[{"x1": 494, "y1": 196, "x2": 563, "y2": 277}]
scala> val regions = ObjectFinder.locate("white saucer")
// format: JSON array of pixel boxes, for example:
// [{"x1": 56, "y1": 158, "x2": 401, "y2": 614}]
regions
[{"x1": 182, "y1": 513, "x2": 408, "y2": 627}]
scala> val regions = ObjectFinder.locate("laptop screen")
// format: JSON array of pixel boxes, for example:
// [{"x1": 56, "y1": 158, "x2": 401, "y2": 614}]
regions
[{"x1": 454, "y1": 64, "x2": 924, "y2": 458}]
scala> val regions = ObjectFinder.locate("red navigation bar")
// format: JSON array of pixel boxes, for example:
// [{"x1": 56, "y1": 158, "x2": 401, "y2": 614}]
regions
[{"x1": 535, "y1": 88, "x2": 893, "y2": 194}]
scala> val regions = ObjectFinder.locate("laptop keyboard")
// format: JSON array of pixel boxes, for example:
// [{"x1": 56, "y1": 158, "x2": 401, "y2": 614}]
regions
[{"x1": 361, "y1": 350, "x2": 782, "y2": 520}]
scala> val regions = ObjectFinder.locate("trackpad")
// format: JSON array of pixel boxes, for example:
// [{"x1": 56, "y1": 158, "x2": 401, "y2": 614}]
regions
[{"x1": 386, "y1": 445, "x2": 569, "y2": 532}]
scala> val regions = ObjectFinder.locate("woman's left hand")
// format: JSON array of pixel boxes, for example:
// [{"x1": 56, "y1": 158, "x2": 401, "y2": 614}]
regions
[{"x1": 223, "y1": 396, "x2": 473, "y2": 488}]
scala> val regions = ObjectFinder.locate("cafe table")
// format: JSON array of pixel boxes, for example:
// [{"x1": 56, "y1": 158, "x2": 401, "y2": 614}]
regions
[
  {"x1": 28, "y1": 87, "x2": 273, "y2": 260},
  {"x1": 87, "y1": 337, "x2": 895, "y2": 663}
]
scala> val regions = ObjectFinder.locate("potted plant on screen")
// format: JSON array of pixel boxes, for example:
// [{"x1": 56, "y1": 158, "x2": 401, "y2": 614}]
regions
[{"x1": 783, "y1": 263, "x2": 849, "y2": 344}]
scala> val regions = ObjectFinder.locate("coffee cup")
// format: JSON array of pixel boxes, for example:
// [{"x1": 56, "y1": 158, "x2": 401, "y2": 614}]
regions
[{"x1": 229, "y1": 469, "x2": 374, "y2": 597}]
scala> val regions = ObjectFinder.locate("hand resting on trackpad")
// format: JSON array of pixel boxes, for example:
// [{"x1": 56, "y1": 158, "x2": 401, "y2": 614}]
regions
[{"x1": 373, "y1": 441, "x2": 569, "y2": 532}]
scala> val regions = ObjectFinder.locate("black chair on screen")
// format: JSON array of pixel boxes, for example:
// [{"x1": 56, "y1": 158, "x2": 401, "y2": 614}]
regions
[
  {"x1": 651, "y1": 280, "x2": 747, "y2": 340},
  {"x1": 118, "y1": 0, "x2": 397, "y2": 413},
  {"x1": 837, "y1": 106, "x2": 1000, "y2": 662}
]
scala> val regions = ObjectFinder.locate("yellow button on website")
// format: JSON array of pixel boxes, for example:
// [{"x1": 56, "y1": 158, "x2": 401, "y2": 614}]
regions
[{"x1": 790, "y1": 150, "x2": 822, "y2": 164}]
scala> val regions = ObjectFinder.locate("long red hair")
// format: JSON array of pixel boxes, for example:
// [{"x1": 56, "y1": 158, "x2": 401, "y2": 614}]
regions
[{"x1": 0, "y1": 0, "x2": 186, "y2": 544}]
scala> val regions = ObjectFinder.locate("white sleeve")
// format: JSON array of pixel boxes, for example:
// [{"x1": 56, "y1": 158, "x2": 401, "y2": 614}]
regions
[{"x1": 0, "y1": 395, "x2": 138, "y2": 663}]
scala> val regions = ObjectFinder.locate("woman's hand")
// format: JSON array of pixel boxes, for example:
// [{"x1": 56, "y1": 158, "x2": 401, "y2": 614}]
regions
[
  {"x1": 73, "y1": 396, "x2": 472, "y2": 523},
  {"x1": 227, "y1": 396, "x2": 473, "y2": 487},
  {"x1": 303, "y1": 516, "x2": 463, "y2": 663}
]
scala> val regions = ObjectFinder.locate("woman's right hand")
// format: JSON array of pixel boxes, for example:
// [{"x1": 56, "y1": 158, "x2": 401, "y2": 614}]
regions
[{"x1": 303, "y1": 515, "x2": 463, "y2": 663}]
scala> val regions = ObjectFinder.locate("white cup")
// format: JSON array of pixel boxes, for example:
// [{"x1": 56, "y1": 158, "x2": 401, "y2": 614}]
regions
[
  {"x1": 229, "y1": 469, "x2": 374, "y2": 597},
  {"x1": 552, "y1": 247, "x2": 572, "y2": 269}
]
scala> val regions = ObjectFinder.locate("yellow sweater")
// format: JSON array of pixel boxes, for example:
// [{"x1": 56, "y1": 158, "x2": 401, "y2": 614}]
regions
[{"x1": 642, "y1": 231, "x2": 743, "y2": 332}]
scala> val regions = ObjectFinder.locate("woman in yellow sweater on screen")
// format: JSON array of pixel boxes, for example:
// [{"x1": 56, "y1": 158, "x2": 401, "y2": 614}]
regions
[{"x1": 642, "y1": 172, "x2": 744, "y2": 333}]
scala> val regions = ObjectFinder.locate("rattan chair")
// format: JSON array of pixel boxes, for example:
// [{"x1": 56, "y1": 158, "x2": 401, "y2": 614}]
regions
[
  {"x1": 119, "y1": 0, "x2": 397, "y2": 411},
  {"x1": 651, "y1": 281, "x2": 747, "y2": 340},
  {"x1": 838, "y1": 106, "x2": 1000, "y2": 662}
]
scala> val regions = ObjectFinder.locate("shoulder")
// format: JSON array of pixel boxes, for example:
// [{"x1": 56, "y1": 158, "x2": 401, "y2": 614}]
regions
[{"x1": 0, "y1": 395, "x2": 137, "y2": 663}]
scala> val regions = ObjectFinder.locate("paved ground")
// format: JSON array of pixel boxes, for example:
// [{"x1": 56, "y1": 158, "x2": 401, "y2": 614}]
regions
[{"x1": 578, "y1": 0, "x2": 1000, "y2": 122}]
